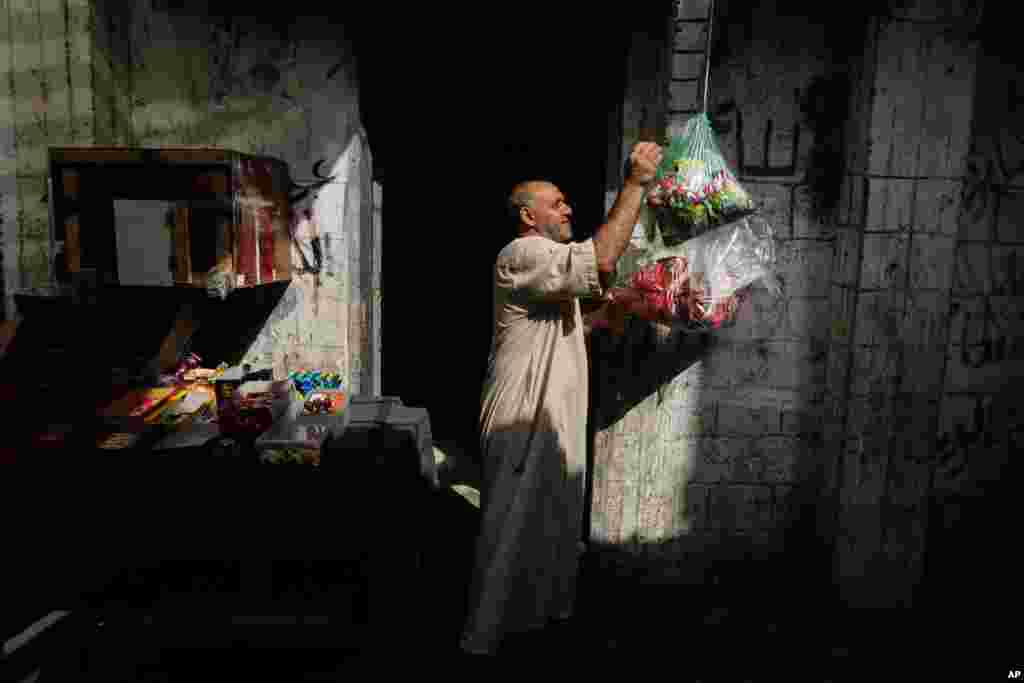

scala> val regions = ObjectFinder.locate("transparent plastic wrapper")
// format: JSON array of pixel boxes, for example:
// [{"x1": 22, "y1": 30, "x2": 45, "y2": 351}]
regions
[
  {"x1": 603, "y1": 213, "x2": 779, "y2": 333},
  {"x1": 646, "y1": 113, "x2": 757, "y2": 244}
]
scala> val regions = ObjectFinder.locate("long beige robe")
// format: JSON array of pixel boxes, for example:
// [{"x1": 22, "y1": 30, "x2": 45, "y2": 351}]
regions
[{"x1": 460, "y1": 235, "x2": 603, "y2": 655}]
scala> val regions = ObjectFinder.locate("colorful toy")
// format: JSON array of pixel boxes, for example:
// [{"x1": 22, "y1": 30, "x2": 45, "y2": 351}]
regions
[{"x1": 288, "y1": 370, "x2": 343, "y2": 398}]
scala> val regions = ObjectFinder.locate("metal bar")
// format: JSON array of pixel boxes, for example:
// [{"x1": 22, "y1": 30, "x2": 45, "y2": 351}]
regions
[{"x1": 702, "y1": 0, "x2": 716, "y2": 114}]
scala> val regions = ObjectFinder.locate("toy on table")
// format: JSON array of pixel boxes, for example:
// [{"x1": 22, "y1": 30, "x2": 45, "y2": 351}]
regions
[{"x1": 288, "y1": 370, "x2": 343, "y2": 401}]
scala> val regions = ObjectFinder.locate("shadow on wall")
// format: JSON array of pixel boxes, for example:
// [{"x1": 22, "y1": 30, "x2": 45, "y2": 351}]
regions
[
  {"x1": 583, "y1": 302, "x2": 832, "y2": 599},
  {"x1": 588, "y1": 318, "x2": 710, "y2": 433}
]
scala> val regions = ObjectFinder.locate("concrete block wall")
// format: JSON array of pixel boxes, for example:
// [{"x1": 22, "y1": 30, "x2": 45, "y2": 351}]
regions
[
  {"x1": 1, "y1": 0, "x2": 94, "y2": 315},
  {"x1": 933, "y1": 48, "x2": 1024, "y2": 499},
  {"x1": 0, "y1": 3, "x2": 379, "y2": 393},
  {"x1": 826, "y1": 7, "x2": 982, "y2": 608},
  {"x1": 592, "y1": 1, "x2": 996, "y2": 610},
  {"x1": 591, "y1": 0, "x2": 836, "y2": 589}
]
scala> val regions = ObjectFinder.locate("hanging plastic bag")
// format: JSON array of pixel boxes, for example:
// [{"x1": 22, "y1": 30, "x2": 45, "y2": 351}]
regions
[
  {"x1": 646, "y1": 113, "x2": 756, "y2": 244},
  {"x1": 603, "y1": 213, "x2": 778, "y2": 333}
]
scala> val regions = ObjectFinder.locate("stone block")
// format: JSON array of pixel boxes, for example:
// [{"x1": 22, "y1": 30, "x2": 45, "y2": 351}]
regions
[
  {"x1": 829, "y1": 284, "x2": 857, "y2": 343},
  {"x1": 669, "y1": 80, "x2": 700, "y2": 113},
  {"x1": 716, "y1": 402, "x2": 780, "y2": 437},
  {"x1": 707, "y1": 484, "x2": 773, "y2": 532},
  {"x1": 946, "y1": 295, "x2": 983, "y2": 351},
  {"x1": 852, "y1": 343, "x2": 910, "y2": 399},
  {"x1": 635, "y1": 494, "x2": 679, "y2": 542},
  {"x1": 836, "y1": 175, "x2": 854, "y2": 227},
  {"x1": 690, "y1": 436, "x2": 751, "y2": 484},
  {"x1": 781, "y1": 295, "x2": 832, "y2": 341},
  {"x1": 746, "y1": 436, "x2": 804, "y2": 483},
  {"x1": 772, "y1": 339, "x2": 828, "y2": 389},
  {"x1": 14, "y1": 175, "x2": 48, "y2": 239},
  {"x1": 780, "y1": 402, "x2": 826, "y2": 437},
  {"x1": 944, "y1": 339, "x2": 1024, "y2": 393},
  {"x1": 771, "y1": 484, "x2": 801, "y2": 527},
  {"x1": 867, "y1": 23, "x2": 926, "y2": 178},
  {"x1": 860, "y1": 232, "x2": 910, "y2": 290},
  {"x1": 18, "y1": 239, "x2": 50, "y2": 289},
  {"x1": 775, "y1": 238, "x2": 832, "y2": 296},
  {"x1": 848, "y1": 173, "x2": 868, "y2": 227},
  {"x1": 826, "y1": 342, "x2": 852, "y2": 395},
  {"x1": 899, "y1": 349, "x2": 947, "y2": 395},
  {"x1": 792, "y1": 184, "x2": 834, "y2": 239},
  {"x1": 694, "y1": 344, "x2": 738, "y2": 392},
  {"x1": 682, "y1": 483, "x2": 710, "y2": 532},
  {"x1": 996, "y1": 190, "x2": 1024, "y2": 244},
  {"x1": 865, "y1": 178, "x2": 914, "y2": 232},
  {"x1": 958, "y1": 168, "x2": 997, "y2": 242},
  {"x1": 833, "y1": 228, "x2": 862, "y2": 287},
  {"x1": 750, "y1": 182, "x2": 793, "y2": 237},
  {"x1": 992, "y1": 245, "x2": 1024, "y2": 296},
  {"x1": 725, "y1": 340, "x2": 776, "y2": 389},
  {"x1": 671, "y1": 20, "x2": 704, "y2": 51},
  {"x1": 907, "y1": 233, "x2": 956, "y2": 291},
  {"x1": 848, "y1": 345, "x2": 882, "y2": 398},
  {"x1": 914, "y1": 178, "x2": 961, "y2": 237},
  {"x1": 949, "y1": 296, "x2": 1024, "y2": 375},
  {"x1": 839, "y1": 411, "x2": 891, "y2": 504},
  {"x1": 675, "y1": 0, "x2": 712, "y2": 21},
  {"x1": 919, "y1": 53, "x2": 976, "y2": 179},
  {"x1": 888, "y1": 0, "x2": 983, "y2": 22},
  {"x1": 990, "y1": 295, "x2": 1024, "y2": 359},
  {"x1": 902, "y1": 289, "x2": 951, "y2": 351},
  {"x1": 854, "y1": 290, "x2": 906, "y2": 346},
  {"x1": 952, "y1": 243, "x2": 991, "y2": 295},
  {"x1": 936, "y1": 393, "x2": 977, "y2": 440},
  {"x1": 671, "y1": 51, "x2": 705, "y2": 80}
]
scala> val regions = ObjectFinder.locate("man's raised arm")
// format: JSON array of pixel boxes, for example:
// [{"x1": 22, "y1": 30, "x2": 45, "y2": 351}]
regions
[{"x1": 592, "y1": 142, "x2": 663, "y2": 292}]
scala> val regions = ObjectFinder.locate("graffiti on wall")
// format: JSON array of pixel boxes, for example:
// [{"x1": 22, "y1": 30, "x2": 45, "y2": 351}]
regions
[
  {"x1": 952, "y1": 298, "x2": 1024, "y2": 368},
  {"x1": 926, "y1": 391, "x2": 1023, "y2": 491},
  {"x1": 961, "y1": 70, "x2": 1024, "y2": 221}
]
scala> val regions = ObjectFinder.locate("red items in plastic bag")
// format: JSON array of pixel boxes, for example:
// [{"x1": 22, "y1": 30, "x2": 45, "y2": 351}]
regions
[
  {"x1": 608, "y1": 256, "x2": 749, "y2": 331},
  {"x1": 602, "y1": 215, "x2": 777, "y2": 333}
]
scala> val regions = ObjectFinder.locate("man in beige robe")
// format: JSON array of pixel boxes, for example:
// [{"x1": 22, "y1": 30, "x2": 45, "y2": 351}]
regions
[{"x1": 460, "y1": 142, "x2": 663, "y2": 656}]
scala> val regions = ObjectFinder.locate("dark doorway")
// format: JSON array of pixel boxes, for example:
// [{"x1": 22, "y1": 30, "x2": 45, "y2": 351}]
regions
[{"x1": 355, "y1": 11, "x2": 631, "y2": 451}]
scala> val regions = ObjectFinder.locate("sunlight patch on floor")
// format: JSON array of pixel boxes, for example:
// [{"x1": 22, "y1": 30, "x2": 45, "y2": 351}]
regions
[{"x1": 433, "y1": 442, "x2": 481, "y2": 508}]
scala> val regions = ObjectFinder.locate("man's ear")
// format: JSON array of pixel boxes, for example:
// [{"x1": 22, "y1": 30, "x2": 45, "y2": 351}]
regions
[{"x1": 520, "y1": 205, "x2": 535, "y2": 227}]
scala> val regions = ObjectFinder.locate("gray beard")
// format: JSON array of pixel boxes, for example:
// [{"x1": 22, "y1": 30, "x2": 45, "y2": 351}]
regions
[{"x1": 539, "y1": 223, "x2": 566, "y2": 242}]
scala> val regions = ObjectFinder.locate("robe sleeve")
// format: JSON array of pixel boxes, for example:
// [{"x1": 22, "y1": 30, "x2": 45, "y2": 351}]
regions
[{"x1": 497, "y1": 237, "x2": 603, "y2": 302}]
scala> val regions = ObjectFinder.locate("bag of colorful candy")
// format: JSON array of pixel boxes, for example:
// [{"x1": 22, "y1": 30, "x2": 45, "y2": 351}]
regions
[
  {"x1": 603, "y1": 213, "x2": 779, "y2": 333},
  {"x1": 646, "y1": 112, "x2": 756, "y2": 244}
]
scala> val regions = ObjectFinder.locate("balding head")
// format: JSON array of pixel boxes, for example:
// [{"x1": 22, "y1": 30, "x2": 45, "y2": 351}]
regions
[
  {"x1": 506, "y1": 180, "x2": 573, "y2": 243},
  {"x1": 507, "y1": 180, "x2": 552, "y2": 227}
]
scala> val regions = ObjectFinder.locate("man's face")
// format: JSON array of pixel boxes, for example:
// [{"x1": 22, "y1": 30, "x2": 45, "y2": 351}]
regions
[{"x1": 528, "y1": 184, "x2": 573, "y2": 243}]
